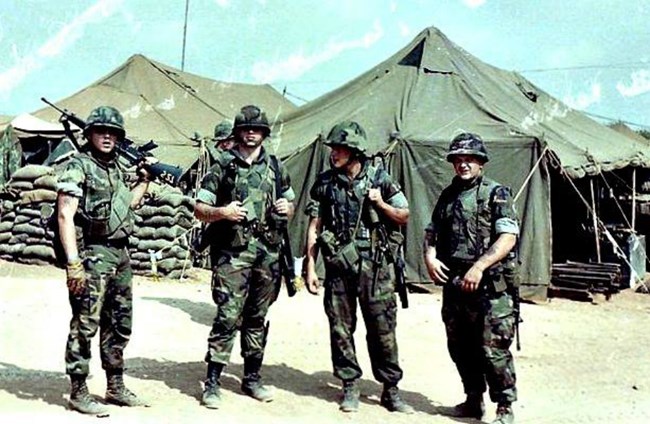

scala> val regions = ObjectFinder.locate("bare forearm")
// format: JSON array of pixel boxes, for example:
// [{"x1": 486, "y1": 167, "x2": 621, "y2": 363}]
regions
[
  {"x1": 194, "y1": 202, "x2": 229, "y2": 223},
  {"x1": 130, "y1": 181, "x2": 149, "y2": 208},
  {"x1": 57, "y1": 195, "x2": 79, "y2": 263},
  {"x1": 304, "y1": 217, "x2": 321, "y2": 268},
  {"x1": 376, "y1": 202, "x2": 409, "y2": 226},
  {"x1": 473, "y1": 233, "x2": 517, "y2": 272}
]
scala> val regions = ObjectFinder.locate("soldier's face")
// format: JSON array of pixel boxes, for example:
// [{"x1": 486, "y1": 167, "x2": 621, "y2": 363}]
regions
[
  {"x1": 218, "y1": 138, "x2": 235, "y2": 150},
  {"x1": 89, "y1": 127, "x2": 119, "y2": 154},
  {"x1": 237, "y1": 127, "x2": 265, "y2": 148},
  {"x1": 452, "y1": 155, "x2": 483, "y2": 180},
  {"x1": 330, "y1": 146, "x2": 352, "y2": 169}
]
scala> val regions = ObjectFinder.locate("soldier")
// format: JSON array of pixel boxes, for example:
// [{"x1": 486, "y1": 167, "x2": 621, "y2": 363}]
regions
[
  {"x1": 423, "y1": 133, "x2": 519, "y2": 424},
  {"x1": 194, "y1": 105, "x2": 295, "y2": 409},
  {"x1": 56, "y1": 106, "x2": 151, "y2": 415},
  {"x1": 304, "y1": 121, "x2": 414, "y2": 414},
  {"x1": 213, "y1": 120, "x2": 235, "y2": 151}
]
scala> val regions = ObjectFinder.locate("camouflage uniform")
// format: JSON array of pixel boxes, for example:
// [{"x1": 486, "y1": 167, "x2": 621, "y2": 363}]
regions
[
  {"x1": 425, "y1": 174, "x2": 519, "y2": 405},
  {"x1": 196, "y1": 147, "x2": 294, "y2": 365},
  {"x1": 57, "y1": 146, "x2": 135, "y2": 377},
  {"x1": 307, "y1": 163, "x2": 408, "y2": 385}
]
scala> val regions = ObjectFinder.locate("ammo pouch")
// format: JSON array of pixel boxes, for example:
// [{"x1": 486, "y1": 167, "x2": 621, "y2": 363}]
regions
[
  {"x1": 324, "y1": 241, "x2": 360, "y2": 273},
  {"x1": 386, "y1": 231, "x2": 405, "y2": 262},
  {"x1": 318, "y1": 230, "x2": 360, "y2": 273}
]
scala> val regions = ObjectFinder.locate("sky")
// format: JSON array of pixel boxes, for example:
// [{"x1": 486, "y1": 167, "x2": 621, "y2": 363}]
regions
[{"x1": 1, "y1": 0, "x2": 650, "y2": 129}]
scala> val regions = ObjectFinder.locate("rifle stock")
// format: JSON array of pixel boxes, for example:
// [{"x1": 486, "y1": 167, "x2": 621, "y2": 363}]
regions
[{"x1": 41, "y1": 97, "x2": 183, "y2": 187}]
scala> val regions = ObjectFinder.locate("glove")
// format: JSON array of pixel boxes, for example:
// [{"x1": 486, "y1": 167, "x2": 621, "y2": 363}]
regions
[{"x1": 66, "y1": 259, "x2": 86, "y2": 295}]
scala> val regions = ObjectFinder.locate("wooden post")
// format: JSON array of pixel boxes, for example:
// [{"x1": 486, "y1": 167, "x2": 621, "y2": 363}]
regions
[{"x1": 590, "y1": 179, "x2": 601, "y2": 262}]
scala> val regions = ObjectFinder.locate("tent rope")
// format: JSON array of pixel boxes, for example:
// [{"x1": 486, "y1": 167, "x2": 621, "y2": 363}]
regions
[
  {"x1": 548, "y1": 154, "x2": 642, "y2": 286},
  {"x1": 513, "y1": 145, "x2": 549, "y2": 203}
]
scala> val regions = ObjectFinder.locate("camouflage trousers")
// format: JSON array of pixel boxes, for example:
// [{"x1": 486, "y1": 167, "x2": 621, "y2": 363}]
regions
[
  {"x1": 323, "y1": 254, "x2": 403, "y2": 385},
  {"x1": 65, "y1": 242, "x2": 133, "y2": 376},
  {"x1": 441, "y1": 276, "x2": 517, "y2": 404},
  {"x1": 205, "y1": 241, "x2": 281, "y2": 365}
]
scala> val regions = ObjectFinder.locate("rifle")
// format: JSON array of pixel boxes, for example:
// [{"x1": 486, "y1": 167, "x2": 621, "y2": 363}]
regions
[
  {"x1": 41, "y1": 97, "x2": 183, "y2": 186},
  {"x1": 368, "y1": 205, "x2": 409, "y2": 309}
]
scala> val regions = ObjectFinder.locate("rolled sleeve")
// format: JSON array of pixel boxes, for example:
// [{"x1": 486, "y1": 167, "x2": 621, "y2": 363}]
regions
[
  {"x1": 56, "y1": 159, "x2": 84, "y2": 198},
  {"x1": 386, "y1": 191, "x2": 408, "y2": 209},
  {"x1": 196, "y1": 188, "x2": 217, "y2": 206},
  {"x1": 495, "y1": 217, "x2": 519, "y2": 235}
]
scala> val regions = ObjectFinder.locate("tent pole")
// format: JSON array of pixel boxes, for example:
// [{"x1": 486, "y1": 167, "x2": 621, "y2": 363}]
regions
[
  {"x1": 590, "y1": 179, "x2": 601, "y2": 262},
  {"x1": 632, "y1": 168, "x2": 637, "y2": 231}
]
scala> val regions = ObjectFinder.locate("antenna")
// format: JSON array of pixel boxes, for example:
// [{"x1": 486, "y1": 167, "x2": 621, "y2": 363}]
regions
[{"x1": 181, "y1": 0, "x2": 190, "y2": 70}]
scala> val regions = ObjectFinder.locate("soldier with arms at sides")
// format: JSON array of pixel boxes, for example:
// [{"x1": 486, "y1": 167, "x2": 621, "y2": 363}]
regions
[
  {"x1": 424, "y1": 133, "x2": 519, "y2": 424},
  {"x1": 194, "y1": 105, "x2": 295, "y2": 409},
  {"x1": 57, "y1": 106, "x2": 152, "y2": 415},
  {"x1": 304, "y1": 121, "x2": 414, "y2": 414}
]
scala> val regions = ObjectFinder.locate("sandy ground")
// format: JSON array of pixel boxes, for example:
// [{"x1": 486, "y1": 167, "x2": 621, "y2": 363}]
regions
[{"x1": 1, "y1": 259, "x2": 649, "y2": 424}]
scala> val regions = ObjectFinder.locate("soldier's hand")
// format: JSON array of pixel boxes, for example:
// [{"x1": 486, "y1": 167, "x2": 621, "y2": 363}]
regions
[
  {"x1": 66, "y1": 259, "x2": 86, "y2": 295},
  {"x1": 305, "y1": 269, "x2": 321, "y2": 295},
  {"x1": 461, "y1": 265, "x2": 483, "y2": 292},
  {"x1": 427, "y1": 258, "x2": 449, "y2": 283},
  {"x1": 273, "y1": 198, "x2": 290, "y2": 215},
  {"x1": 224, "y1": 201, "x2": 247, "y2": 222},
  {"x1": 136, "y1": 157, "x2": 158, "y2": 182},
  {"x1": 367, "y1": 188, "x2": 384, "y2": 205}
]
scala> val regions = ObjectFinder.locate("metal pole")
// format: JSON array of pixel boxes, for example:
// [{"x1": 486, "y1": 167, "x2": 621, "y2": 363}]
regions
[
  {"x1": 632, "y1": 168, "x2": 637, "y2": 231},
  {"x1": 590, "y1": 179, "x2": 601, "y2": 262},
  {"x1": 181, "y1": 0, "x2": 190, "y2": 71}
]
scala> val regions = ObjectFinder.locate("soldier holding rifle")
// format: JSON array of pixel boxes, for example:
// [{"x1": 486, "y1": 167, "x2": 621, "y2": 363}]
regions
[{"x1": 304, "y1": 121, "x2": 413, "y2": 414}]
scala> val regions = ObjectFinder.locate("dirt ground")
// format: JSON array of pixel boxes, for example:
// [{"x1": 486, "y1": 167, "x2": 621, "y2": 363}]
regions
[{"x1": 1, "y1": 259, "x2": 649, "y2": 424}]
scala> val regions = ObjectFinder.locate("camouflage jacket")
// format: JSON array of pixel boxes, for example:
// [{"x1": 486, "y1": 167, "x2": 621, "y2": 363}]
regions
[
  {"x1": 425, "y1": 175, "x2": 519, "y2": 265},
  {"x1": 307, "y1": 162, "x2": 408, "y2": 247},
  {"x1": 196, "y1": 146, "x2": 295, "y2": 249},
  {"x1": 57, "y1": 149, "x2": 134, "y2": 241}
]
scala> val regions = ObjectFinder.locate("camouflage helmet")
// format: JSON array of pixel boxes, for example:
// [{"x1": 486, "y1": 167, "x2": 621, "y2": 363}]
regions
[
  {"x1": 233, "y1": 105, "x2": 270, "y2": 136},
  {"x1": 84, "y1": 106, "x2": 125, "y2": 138},
  {"x1": 324, "y1": 121, "x2": 367, "y2": 155},
  {"x1": 447, "y1": 132, "x2": 489, "y2": 163},
  {"x1": 213, "y1": 120, "x2": 233, "y2": 141}
]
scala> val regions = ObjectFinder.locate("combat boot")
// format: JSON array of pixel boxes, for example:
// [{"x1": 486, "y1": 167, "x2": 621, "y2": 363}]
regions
[
  {"x1": 241, "y1": 357, "x2": 274, "y2": 402},
  {"x1": 339, "y1": 380, "x2": 360, "y2": 412},
  {"x1": 201, "y1": 362, "x2": 223, "y2": 409},
  {"x1": 68, "y1": 375, "x2": 109, "y2": 416},
  {"x1": 105, "y1": 370, "x2": 149, "y2": 407},
  {"x1": 380, "y1": 384, "x2": 415, "y2": 414},
  {"x1": 448, "y1": 393, "x2": 485, "y2": 419},
  {"x1": 491, "y1": 402, "x2": 514, "y2": 424}
]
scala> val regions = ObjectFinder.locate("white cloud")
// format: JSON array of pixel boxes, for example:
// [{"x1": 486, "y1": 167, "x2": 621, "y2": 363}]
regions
[
  {"x1": 462, "y1": 0, "x2": 486, "y2": 8},
  {"x1": 398, "y1": 21, "x2": 411, "y2": 37},
  {"x1": 389, "y1": 1, "x2": 397, "y2": 12},
  {"x1": 214, "y1": 0, "x2": 230, "y2": 6},
  {"x1": 562, "y1": 83, "x2": 602, "y2": 110},
  {"x1": 616, "y1": 70, "x2": 650, "y2": 97},
  {"x1": 251, "y1": 20, "x2": 384, "y2": 83},
  {"x1": 0, "y1": 0, "x2": 123, "y2": 96}
]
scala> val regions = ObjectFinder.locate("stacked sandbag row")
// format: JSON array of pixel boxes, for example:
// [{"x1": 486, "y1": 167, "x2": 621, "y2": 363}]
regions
[
  {"x1": 0, "y1": 165, "x2": 59, "y2": 265},
  {"x1": 130, "y1": 185, "x2": 196, "y2": 280}
]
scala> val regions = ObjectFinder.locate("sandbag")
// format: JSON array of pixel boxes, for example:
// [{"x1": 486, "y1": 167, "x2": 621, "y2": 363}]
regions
[
  {"x1": 8, "y1": 180, "x2": 34, "y2": 191},
  {"x1": 13, "y1": 223, "x2": 46, "y2": 237},
  {"x1": 18, "y1": 189, "x2": 57, "y2": 205},
  {"x1": 11, "y1": 165, "x2": 54, "y2": 181},
  {"x1": 33, "y1": 174, "x2": 58, "y2": 190}
]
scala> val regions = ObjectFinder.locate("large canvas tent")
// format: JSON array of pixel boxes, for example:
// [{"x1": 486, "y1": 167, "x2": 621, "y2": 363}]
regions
[
  {"x1": 275, "y1": 26, "x2": 650, "y2": 300},
  {"x1": 32, "y1": 54, "x2": 296, "y2": 172}
]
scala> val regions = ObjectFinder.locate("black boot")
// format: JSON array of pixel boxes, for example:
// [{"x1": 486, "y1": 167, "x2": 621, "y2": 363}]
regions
[
  {"x1": 339, "y1": 380, "x2": 360, "y2": 412},
  {"x1": 380, "y1": 384, "x2": 415, "y2": 414},
  {"x1": 448, "y1": 392, "x2": 485, "y2": 419},
  {"x1": 201, "y1": 362, "x2": 223, "y2": 409},
  {"x1": 241, "y1": 357, "x2": 274, "y2": 402},
  {"x1": 68, "y1": 375, "x2": 109, "y2": 416},
  {"x1": 105, "y1": 370, "x2": 149, "y2": 407},
  {"x1": 491, "y1": 402, "x2": 514, "y2": 424}
]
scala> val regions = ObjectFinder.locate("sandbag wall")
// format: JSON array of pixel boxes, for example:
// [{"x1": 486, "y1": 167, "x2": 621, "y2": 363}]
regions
[
  {"x1": 129, "y1": 186, "x2": 195, "y2": 280},
  {"x1": 0, "y1": 165, "x2": 59, "y2": 265}
]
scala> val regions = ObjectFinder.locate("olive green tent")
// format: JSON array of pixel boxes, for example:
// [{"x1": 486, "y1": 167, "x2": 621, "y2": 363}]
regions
[
  {"x1": 275, "y1": 27, "x2": 650, "y2": 301},
  {"x1": 32, "y1": 54, "x2": 296, "y2": 171}
]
